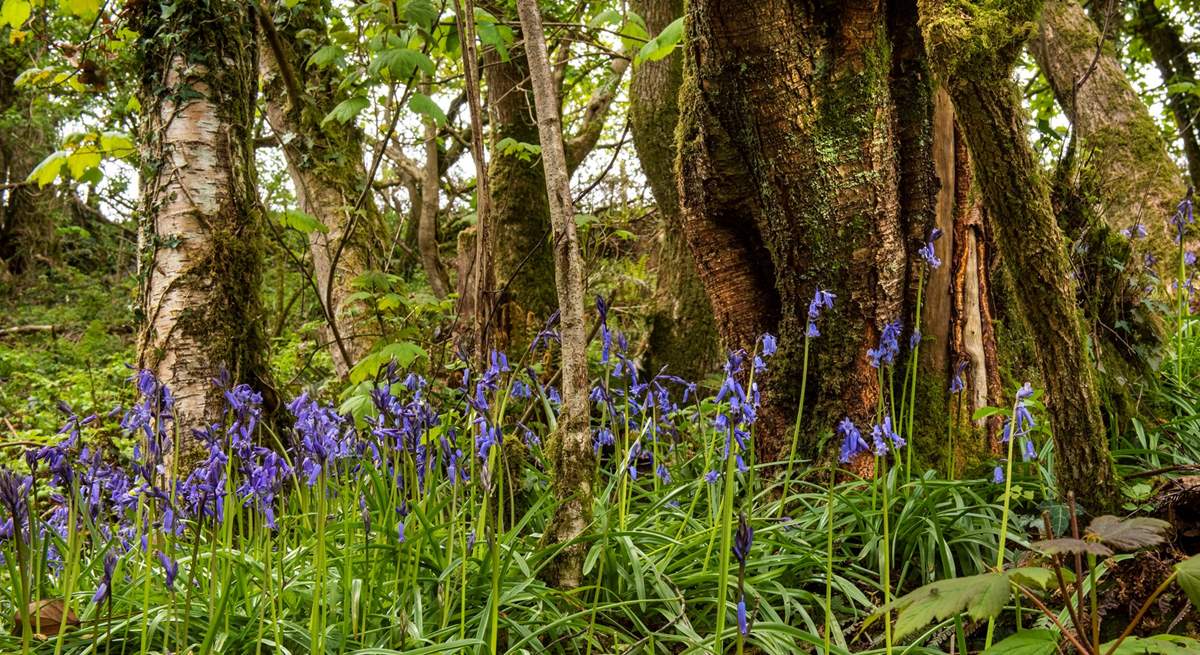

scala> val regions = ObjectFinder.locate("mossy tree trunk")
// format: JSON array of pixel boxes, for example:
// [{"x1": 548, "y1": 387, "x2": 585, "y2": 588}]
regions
[
  {"x1": 0, "y1": 42, "x2": 65, "y2": 277},
  {"x1": 678, "y1": 0, "x2": 918, "y2": 460},
  {"x1": 630, "y1": 0, "x2": 720, "y2": 381},
  {"x1": 134, "y1": 1, "x2": 275, "y2": 471},
  {"x1": 1133, "y1": 0, "x2": 1200, "y2": 192},
  {"x1": 260, "y1": 0, "x2": 384, "y2": 378},
  {"x1": 1030, "y1": 0, "x2": 1186, "y2": 267},
  {"x1": 919, "y1": 0, "x2": 1120, "y2": 509}
]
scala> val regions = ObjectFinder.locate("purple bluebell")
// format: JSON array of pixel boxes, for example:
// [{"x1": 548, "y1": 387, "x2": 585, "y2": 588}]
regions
[
  {"x1": 837, "y1": 417, "x2": 868, "y2": 464},
  {"x1": 737, "y1": 596, "x2": 749, "y2": 636},
  {"x1": 1171, "y1": 194, "x2": 1194, "y2": 244},
  {"x1": 868, "y1": 320, "x2": 903, "y2": 368},
  {"x1": 156, "y1": 550, "x2": 178, "y2": 590},
  {"x1": 993, "y1": 466, "x2": 1005, "y2": 484},
  {"x1": 871, "y1": 417, "x2": 904, "y2": 456},
  {"x1": 807, "y1": 289, "x2": 835, "y2": 338},
  {"x1": 92, "y1": 551, "x2": 117, "y2": 604},
  {"x1": 918, "y1": 228, "x2": 943, "y2": 268},
  {"x1": 656, "y1": 463, "x2": 671, "y2": 484},
  {"x1": 1022, "y1": 438, "x2": 1037, "y2": 462},
  {"x1": 760, "y1": 334, "x2": 777, "y2": 357},
  {"x1": 1120, "y1": 223, "x2": 1148, "y2": 240},
  {"x1": 705, "y1": 470, "x2": 720, "y2": 485},
  {"x1": 949, "y1": 360, "x2": 969, "y2": 394}
]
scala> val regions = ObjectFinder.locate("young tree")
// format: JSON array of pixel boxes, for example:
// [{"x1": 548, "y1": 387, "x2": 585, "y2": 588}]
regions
[
  {"x1": 258, "y1": 0, "x2": 385, "y2": 378},
  {"x1": 133, "y1": 1, "x2": 274, "y2": 470},
  {"x1": 514, "y1": 0, "x2": 593, "y2": 590},
  {"x1": 629, "y1": 0, "x2": 721, "y2": 380}
]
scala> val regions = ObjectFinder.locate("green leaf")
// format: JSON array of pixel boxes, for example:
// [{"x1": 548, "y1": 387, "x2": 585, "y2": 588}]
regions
[
  {"x1": 278, "y1": 209, "x2": 328, "y2": 234},
  {"x1": 1175, "y1": 554, "x2": 1200, "y2": 610},
  {"x1": 61, "y1": 0, "x2": 101, "y2": 19},
  {"x1": 310, "y1": 44, "x2": 345, "y2": 69},
  {"x1": 983, "y1": 629, "x2": 1059, "y2": 655},
  {"x1": 588, "y1": 8, "x2": 621, "y2": 28},
  {"x1": 1103, "y1": 635, "x2": 1200, "y2": 655},
  {"x1": 409, "y1": 93, "x2": 446, "y2": 126},
  {"x1": 1031, "y1": 538, "x2": 1113, "y2": 558},
  {"x1": 372, "y1": 48, "x2": 435, "y2": 80},
  {"x1": 0, "y1": 0, "x2": 31, "y2": 28},
  {"x1": 348, "y1": 342, "x2": 428, "y2": 383},
  {"x1": 27, "y1": 150, "x2": 68, "y2": 187},
  {"x1": 635, "y1": 16, "x2": 683, "y2": 64},
  {"x1": 404, "y1": 0, "x2": 438, "y2": 30},
  {"x1": 322, "y1": 96, "x2": 369, "y2": 126},
  {"x1": 66, "y1": 146, "x2": 101, "y2": 179},
  {"x1": 873, "y1": 572, "x2": 1011, "y2": 641},
  {"x1": 1006, "y1": 567, "x2": 1070, "y2": 590},
  {"x1": 98, "y1": 132, "x2": 135, "y2": 156},
  {"x1": 1086, "y1": 515, "x2": 1170, "y2": 551}
]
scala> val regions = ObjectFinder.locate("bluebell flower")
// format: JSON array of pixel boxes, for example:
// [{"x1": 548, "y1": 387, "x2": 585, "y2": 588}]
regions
[
  {"x1": 1022, "y1": 438, "x2": 1037, "y2": 462},
  {"x1": 993, "y1": 466, "x2": 1005, "y2": 484},
  {"x1": 705, "y1": 470, "x2": 720, "y2": 485},
  {"x1": 918, "y1": 228, "x2": 943, "y2": 268},
  {"x1": 737, "y1": 595, "x2": 749, "y2": 636},
  {"x1": 871, "y1": 417, "x2": 904, "y2": 456},
  {"x1": 156, "y1": 550, "x2": 178, "y2": 590},
  {"x1": 1171, "y1": 194, "x2": 1194, "y2": 244},
  {"x1": 909, "y1": 329, "x2": 922, "y2": 351},
  {"x1": 397, "y1": 521, "x2": 406, "y2": 543},
  {"x1": 807, "y1": 289, "x2": 835, "y2": 338},
  {"x1": 656, "y1": 463, "x2": 671, "y2": 484},
  {"x1": 1188, "y1": 251, "x2": 1197, "y2": 267},
  {"x1": 593, "y1": 427, "x2": 615, "y2": 454},
  {"x1": 1120, "y1": 223, "x2": 1148, "y2": 240},
  {"x1": 837, "y1": 417, "x2": 868, "y2": 463},
  {"x1": 868, "y1": 320, "x2": 903, "y2": 368},
  {"x1": 760, "y1": 334, "x2": 777, "y2": 357},
  {"x1": 949, "y1": 360, "x2": 969, "y2": 394},
  {"x1": 92, "y1": 551, "x2": 117, "y2": 604}
]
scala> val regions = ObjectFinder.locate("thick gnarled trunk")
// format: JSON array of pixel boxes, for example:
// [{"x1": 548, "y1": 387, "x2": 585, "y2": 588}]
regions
[
  {"x1": 678, "y1": 0, "x2": 910, "y2": 460},
  {"x1": 260, "y1": 0, "x2": 382, "y2": 378},
  {"x1": 630, "y1": 0, "x2": 720, "y2": 381},
  {"x1": 920, "y1": 0, "x2": 1120, "y2": 509},
  {"x1": 135, "y1": 2, "x2": 273, "y2": 470}
]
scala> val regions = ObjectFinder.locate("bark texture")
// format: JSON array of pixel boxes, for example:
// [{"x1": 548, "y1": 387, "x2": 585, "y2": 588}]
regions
[
  {"x1": 1030, "y1": 0, "x2": 1186, "y2": 267},
  {"x1": 630, "y1": 0, "x2": 720, "y2": 381},
  {"x1": 260, "y1": 0, "x2": 383, "y2": 377},
  {"x1": 419, "y1": 95, "x2": 451, "y2": 299},
  {"x1": 1133, "y1": 0, "x2": 1200, "y2": 192},
  {"x1": 134, "y1": 1, "x2": 274, "y2": 470},
  {"x1": 678, "y1": 0, "x2": 913, "y2": 459},
  {"x1": 514, "y1": 0, "x2": 593, "y2": 590},
  {"x1": 919, "y1": 0, "x2": 1119, "y2": 509}
]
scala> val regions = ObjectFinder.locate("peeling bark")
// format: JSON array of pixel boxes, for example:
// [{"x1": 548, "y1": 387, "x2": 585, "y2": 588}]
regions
[
  {"x1": 134, "y1": 1, "x2": 274, "y2": 471},
  {"x1": 514, "y1": 0, "x2": 592, "y2": 590},
  {"x1": 919, "y1": 0, "x2": 1120, "y2": 509}
]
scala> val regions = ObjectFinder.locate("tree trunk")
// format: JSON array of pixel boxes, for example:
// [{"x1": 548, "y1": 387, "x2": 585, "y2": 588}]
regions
[
  {"x1": 419, "y1": 82, "x2": 451, "y2": 299},
  {"x1": 259, "y1": 0, "x2": 383, "y2": 378},
  {"x1": 919, "y1": 0, "x2": 1120, "y2": 509},
  {"x1": 483, "y1": 38, "x2": 557, "y2": 348},
  {"x1": 134, "y1": 1, "x2": 274, "y2": 471},
  {"x1": 630, "y1": 0, "x2": 720, "y2": 381},
  {"x1": 0, "y1": 43, "x2": 63, "y2": 277},
  {"x1": 1029, "y1": 0, "x2": 1186, "y2": 266},
  {"x1": 678, "y1": 0, "x2": 911, "y2": 460},
  {"x1": 1133, "y1": 0, "x2": 1200, "y2": 192},
  {"x1": 514, "y1": 0, "x2": 593, "y2": 590}
]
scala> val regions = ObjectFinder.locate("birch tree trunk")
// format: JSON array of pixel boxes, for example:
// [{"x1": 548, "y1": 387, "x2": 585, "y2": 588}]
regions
[
  {"x1": 134, "y1": 1, "x2": 274, "y2": 471},
  {"x1": 514, "y1": 0, "x2": 593, "y2": 590}
]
